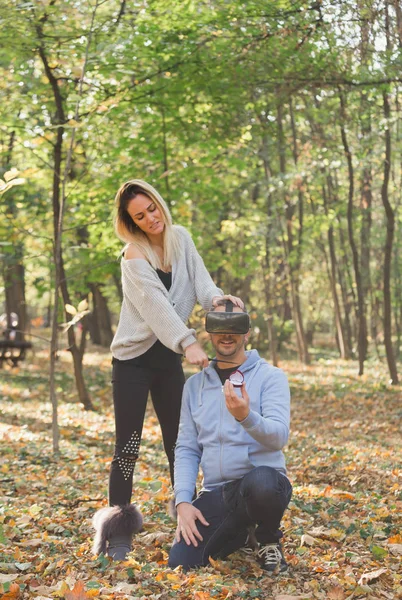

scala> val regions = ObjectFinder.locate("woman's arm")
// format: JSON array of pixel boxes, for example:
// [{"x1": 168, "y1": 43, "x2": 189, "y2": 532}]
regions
[
  {"x1": 122, "y1": 257, "x2": 196, "y2": 353},
  {"x1": 181, "y1": 228, "x2": 244, "y2": 309}
]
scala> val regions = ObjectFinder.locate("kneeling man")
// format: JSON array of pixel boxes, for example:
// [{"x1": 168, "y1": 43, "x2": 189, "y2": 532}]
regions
[{"x1": 168, "y1": 300, "x2": 292, "y2": 572}]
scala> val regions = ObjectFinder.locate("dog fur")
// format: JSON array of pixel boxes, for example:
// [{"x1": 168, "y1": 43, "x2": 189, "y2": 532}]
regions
[
  {"x1": 92, "y1": 504, "x2": 143, "y2": 555},
  {"x1": 167, "y1": 498, "x2": 177, "y2": 522}
]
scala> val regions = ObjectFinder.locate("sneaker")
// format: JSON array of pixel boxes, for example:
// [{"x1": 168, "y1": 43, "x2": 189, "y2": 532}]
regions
[{"x1": 257, "y1": 543, "x2": 288, "y2": 573}]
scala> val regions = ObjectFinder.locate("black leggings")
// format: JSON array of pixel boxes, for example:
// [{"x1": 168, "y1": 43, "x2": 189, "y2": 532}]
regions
[{"x1": 109, "y1": 354, "x2": 185, "y2": 506}]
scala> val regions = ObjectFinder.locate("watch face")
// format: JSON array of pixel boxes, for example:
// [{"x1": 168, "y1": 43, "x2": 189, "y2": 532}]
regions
[{"x1": 229, "y1": 370, "x2": 244, "y2": 387}]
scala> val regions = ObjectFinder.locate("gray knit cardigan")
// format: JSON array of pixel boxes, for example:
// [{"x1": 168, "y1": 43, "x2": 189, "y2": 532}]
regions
[{"x1": 110, "y1": 225, "x2": 223, "y2": 360}]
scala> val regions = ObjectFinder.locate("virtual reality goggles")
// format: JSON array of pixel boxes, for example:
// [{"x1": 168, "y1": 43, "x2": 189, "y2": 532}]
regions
[{"x1": 205, "y1": 300, "x2": 250, "y2": 334}]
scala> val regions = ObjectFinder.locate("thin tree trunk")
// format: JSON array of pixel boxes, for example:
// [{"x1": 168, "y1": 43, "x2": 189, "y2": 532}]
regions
[
  {"x1": 277, "y1": 99, "x2": 309, "y2": 364},
  {"x1": 260, "y1": 131, "x2": 278, "y2": 366},
  {"x1": 339, "y1": 92, "x2": 367, "y2": 375},
  {"x1": 113, "y1": 273, "x2": 123, "y2": 303},
  {"x1": 88, "y1": 283, "x2": 114, "y2": 347},
  {"x1": 36, "y1": 4, "x2": 98, "y2": 439},
  {"x1": 2, "y1": 130, "x2": 27, "y2": 344},
  {"x1": 322, "y1": 182, "x2": 349, "y2": 358},
  {"x1": 381, "y1": 90, "x2": 399, "y2": 384},
  {"x1": 335, "y1": 210, "x2": 355, "y2": 356}
]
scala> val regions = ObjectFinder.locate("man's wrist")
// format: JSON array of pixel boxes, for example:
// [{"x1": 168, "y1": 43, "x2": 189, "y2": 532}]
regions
[
  {"x1": 175, "y1": 491, "x2": 194, "y2": 505},
  {"x1": 235, "y1": 409, "x2": 250, "y2": 422}
]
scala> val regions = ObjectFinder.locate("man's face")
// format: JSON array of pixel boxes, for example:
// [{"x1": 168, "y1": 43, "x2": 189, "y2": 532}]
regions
[{"x1": 209, "y1": 305, "x2": 249, "y2": 358}]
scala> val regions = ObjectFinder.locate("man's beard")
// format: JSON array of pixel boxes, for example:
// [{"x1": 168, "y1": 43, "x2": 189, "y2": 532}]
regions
[{"x1": 213, "y1": 336, "x2": 244, "y2": 358}]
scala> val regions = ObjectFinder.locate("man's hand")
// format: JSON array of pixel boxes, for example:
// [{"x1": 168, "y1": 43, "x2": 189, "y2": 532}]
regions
[
  {"x1": 175, "y1": 502, "x2": 209, "y2": 547},
  {"x1": 224, "y1": 380, "x2": 250, "y2": 421}
]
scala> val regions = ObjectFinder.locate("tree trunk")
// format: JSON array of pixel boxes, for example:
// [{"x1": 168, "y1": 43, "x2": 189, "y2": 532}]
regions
[
  {"x1": 88, "y1": 283, "x2": 115, "y2": 347},
  {"x1": 260, "y1": 130, "x2": 279, "y2": 366},
  {"x1": 381, "y1": 90, "x2": 399, "y2": 384},
  {"x1": 277, "y1": 99, "x2": 309, "y2": 364},
  {"x1": 2, "y1": 131, "x2": 27, "y2": 343},
  {"x1": 36, "y1": 16, "x2": 93, "y2": 423},
  {"x1": 339, "y1": 92, "x2": 367, "y2": 375},
  {"x1": 335, "y1": 212, "x2": 355, "y2": 356},
  {"x1": 113, "y1": 273, "x2": 123, "y2": 303},
  {"x1": 322, "y1": 181, "x2": 349, "y2": 359}
]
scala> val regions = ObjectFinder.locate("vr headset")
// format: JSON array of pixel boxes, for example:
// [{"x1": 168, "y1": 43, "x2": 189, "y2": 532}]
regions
[{"x1": 205, "y1": 300, "x2": 250, "y2": 334}]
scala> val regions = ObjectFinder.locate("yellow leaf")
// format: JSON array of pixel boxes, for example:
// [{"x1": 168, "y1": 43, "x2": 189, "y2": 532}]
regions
[
  {"x1": 64, "y1": 580, "x2": 90, "y2": 600},
  {"x1": 166, "y1": 573, "x2": 181, "y2": 582},
  {"x1": 65, "y1": 304, "x2": 77, "y2": 315},
  {"x1": 28, "y1": 504, "x2": 43, "y2": 519},
  {"x1": 77, "y1": 299, "x2": 88, "y2": 312},
  {"x1": 208, "y1": 556, "x2": 232, "y2": 574},
  {"x1": 4, "y1": 168, "x2": 19, "y2": 182}
]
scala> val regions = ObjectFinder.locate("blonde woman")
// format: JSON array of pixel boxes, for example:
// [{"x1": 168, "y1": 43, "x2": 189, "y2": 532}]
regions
[{"x1": 92, "y1": 180, "x2": 243, "y2": 560}]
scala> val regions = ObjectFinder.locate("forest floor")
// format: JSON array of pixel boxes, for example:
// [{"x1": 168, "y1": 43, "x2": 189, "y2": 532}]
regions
[{"x1": 0, "y1": 347, "x2": 401, "y2": 600}]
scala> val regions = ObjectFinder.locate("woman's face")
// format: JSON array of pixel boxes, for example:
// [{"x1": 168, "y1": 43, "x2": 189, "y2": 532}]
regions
[{"x1": 126, "y1": 193, "x2": 165, "y2": 237}]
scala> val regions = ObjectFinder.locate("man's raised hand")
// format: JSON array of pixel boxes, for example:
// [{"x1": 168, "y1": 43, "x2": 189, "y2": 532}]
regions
[{"x1": 224, "y1": 380, "x2": 250, "y2": 422}]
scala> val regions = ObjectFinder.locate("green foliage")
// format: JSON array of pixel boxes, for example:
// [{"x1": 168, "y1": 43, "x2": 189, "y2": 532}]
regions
[{"x1": 0, "y1": 0, "x2": 401, "y2": 371}]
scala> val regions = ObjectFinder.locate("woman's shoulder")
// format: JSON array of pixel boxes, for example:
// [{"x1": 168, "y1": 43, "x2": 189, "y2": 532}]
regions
[{"x1": 123, "y1": 243, "x2": 146, "y2": 261}]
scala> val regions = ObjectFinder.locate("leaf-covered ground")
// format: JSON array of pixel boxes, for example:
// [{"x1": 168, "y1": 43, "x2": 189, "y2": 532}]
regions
[{"x1": 0, "y1": 348, "x2": 401, "y2": 600}]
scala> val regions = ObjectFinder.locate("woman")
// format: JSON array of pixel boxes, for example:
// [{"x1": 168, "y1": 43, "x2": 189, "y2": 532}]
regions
[{"x1": 92, "y1": 180, "x2": 243, "y2": 560}]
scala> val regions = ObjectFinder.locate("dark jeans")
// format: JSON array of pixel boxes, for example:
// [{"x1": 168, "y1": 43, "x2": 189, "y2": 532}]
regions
[
  {"x1": 168, "y1": 466, "x2": 292, "y2": 570},
  {"x1": 109, "y1": 354, "x2": 185, "y2": 506}
]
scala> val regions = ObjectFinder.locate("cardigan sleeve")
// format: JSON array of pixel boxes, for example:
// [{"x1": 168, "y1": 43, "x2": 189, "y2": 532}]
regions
[
  {"x1": 121, "y1": 258, "x2": 196, "y2": 353},
  {"x1": 180, "y1": 227, "x2": 223, "y2": 310}
]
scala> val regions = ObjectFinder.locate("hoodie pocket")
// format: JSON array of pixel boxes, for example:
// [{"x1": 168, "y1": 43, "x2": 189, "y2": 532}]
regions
[{"x1": 221, "y1": 443, "x2": 255, "y2": 482}]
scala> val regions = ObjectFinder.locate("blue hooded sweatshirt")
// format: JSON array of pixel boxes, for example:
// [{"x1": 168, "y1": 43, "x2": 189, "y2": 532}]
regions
[{"x1": 174, "y1": 350, "x2": 291, "y2": 505}]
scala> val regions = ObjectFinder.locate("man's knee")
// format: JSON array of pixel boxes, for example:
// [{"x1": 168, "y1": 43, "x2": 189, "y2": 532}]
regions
[
  {"x1": 167, "y1": 544, "x2": 182, "y2": 569},
  {"x1": 168, "y1": 543, "x2": 201, "y2": 570},
  {"x1": 243, "y1": 466, "x2": 286, "y2": 504},
  {"x1": 168, "y1": 541, "x2": 208, "y2": 571}
]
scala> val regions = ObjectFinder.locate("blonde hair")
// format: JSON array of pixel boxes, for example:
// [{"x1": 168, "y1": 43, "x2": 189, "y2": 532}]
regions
[{"x1": 114, "y1": 179, "x2": 181, "y2": 269}]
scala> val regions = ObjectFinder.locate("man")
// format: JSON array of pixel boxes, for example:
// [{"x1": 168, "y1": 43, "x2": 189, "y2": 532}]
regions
[{"x1": 168, "y1": 300, "x2": 292, "y2": 573}]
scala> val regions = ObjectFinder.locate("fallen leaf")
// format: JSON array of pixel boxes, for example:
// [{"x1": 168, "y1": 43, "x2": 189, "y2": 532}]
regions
[
  {"x1": 208, "y1": 556, "x2": 232, "y2": 574},
  {"x1": 274, "y1": 596, "x2": 311, "y2": 600},
  {"x1": 387, "y1": 543, "x2": 402, "y2": 556},
  {"x1": 138, "y1": 531, "x2": 171, "y2": 544},
  {"x1": 18, "y1": 539, "x2": 42, "y2": 548},
  {"x1": 0, "y1": 582, "x2": 20, "y2": 599},
  {"x1": 194, "y1": 592, "x2": 212, "y2": 600},
  {"x1": 14, "y1": 562, "x2": 32, "y2": 571},
  {"x1": 307, "y1": 527, "x2": 345, "y2": 541},
  {"x1": 0, "y1": 575, "x2": 18, "y2": 584},
  {"x1": 300, "y1": 533, "x2": 317, "y2": 546},
  {"x1": 358, "y1": 567, "x2": 387, "y2": 586},
  {"x1": 28, "y1": 505, "x2": 43, "y2": 519},
  {"x1": 64, "y1": 580, "x2": 90, "y2": 600},
  {"x1": 327, "y1": 586, "x2": 345, "y2": 600}
]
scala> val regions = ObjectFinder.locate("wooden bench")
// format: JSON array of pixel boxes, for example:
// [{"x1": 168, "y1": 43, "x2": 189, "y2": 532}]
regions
[{"x1": 0, "y1": 339, "x2": 33, "y2": 368}]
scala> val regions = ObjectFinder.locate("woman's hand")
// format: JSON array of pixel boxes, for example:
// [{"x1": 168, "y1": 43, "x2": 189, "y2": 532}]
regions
[
  {"x1": 212, "y1": 295, "x2": 245, "y2": 309},
  {"x1": 184, "y1": 342, "x2": 209, "y2": 368}
]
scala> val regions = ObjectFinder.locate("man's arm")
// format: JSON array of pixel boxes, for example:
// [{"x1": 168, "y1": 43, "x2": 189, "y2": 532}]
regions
[
  {"x1": 224, "y1": 367, "x2": 290, "y2": 450},
  {"x1": 174, "y1": 380, "x2": 202, "y2": 505},
  {"x1": 174, "y1": 379, "x2": 210, "y2": 547}
]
